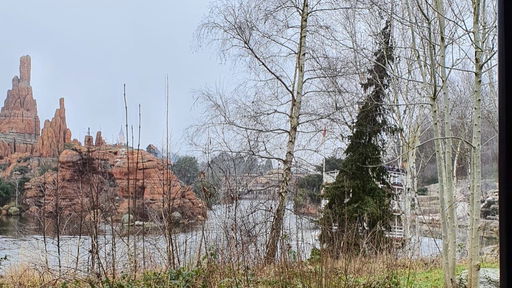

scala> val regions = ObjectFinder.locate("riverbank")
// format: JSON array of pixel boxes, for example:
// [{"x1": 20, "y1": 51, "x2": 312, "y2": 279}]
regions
[{"x1": 0, "y1": 256, "x2": 499, "y2": 287}]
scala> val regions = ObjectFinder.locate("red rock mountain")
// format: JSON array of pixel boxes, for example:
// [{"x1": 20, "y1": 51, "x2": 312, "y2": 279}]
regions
[
  {"x1": 0, "y1": 56, "x2": 70, "y2": 158},
  {"x1": 0, "y1": 55, "x2": 207, "y2": 225},
  {"x1": 24, "y1": 146, "x2": 207, "y2": 224}
]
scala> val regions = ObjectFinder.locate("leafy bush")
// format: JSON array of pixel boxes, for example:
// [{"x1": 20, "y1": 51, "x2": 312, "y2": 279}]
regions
[
  {"x1": 0, "y1": 179, "x2": 15, "y2": 206},
  {"x1": 297, "y1": 174, "x2": 322, "y2": 204},
  {"x1": 64, "y1": 143, "x2": 75, "y2": 150},
  {"x1": 421, "y1": 174, "x2": 438, "y2": 186},
  {"x1": 16, "y1": 156, "x2": 31, "y2": 163},
  {"x1": 38, "y1": 164, "x2": 57, "y2": 175},
  {"x1": 417, "y1": 187, "x2": 428, "y2": 195},
  {"x1": 12, "y1": 165, "x2": 30, "y2": 175}
]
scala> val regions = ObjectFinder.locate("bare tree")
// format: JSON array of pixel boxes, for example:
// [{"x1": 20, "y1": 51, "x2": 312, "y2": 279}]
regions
[
  {"x1": 468, "y1": 0, "x2": 496, "y2": 286},
  {"x1": 196, "y1": 0, "x2": 328, "y2": 263}
]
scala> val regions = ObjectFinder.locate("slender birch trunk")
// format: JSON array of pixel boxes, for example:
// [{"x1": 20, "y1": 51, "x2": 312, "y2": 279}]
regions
[
  {"x1": 405, "y1": 126, "x2": 420, "y2": 243},
  {"x1": 426, "y1": 26, "x2": 453, "y2": 287},
  {"x1": 264, "y1": 0, "x2": 308, "y2": 263},
  {"x1": 434, "y1": 1, "x2": 457, "y2": 284},
  {"x1": 468, "y1": 0, "x2": 484, "y2": 286}
]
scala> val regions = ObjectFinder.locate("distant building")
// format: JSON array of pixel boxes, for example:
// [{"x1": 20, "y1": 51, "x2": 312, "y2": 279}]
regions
[
  {"x1": 117, "y1": 127, "x2": 125, "y2": 145},
  {"x1": 320, "y1": 165, "x2": 407, "y2": 242}
]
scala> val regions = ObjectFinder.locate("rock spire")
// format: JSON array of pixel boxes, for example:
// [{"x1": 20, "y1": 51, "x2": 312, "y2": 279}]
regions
[
  {"x1": 0, "y1": 55, "x2": 40, "y2": 135},
  {"x1": 35, "y1": 98, "x2": 71, "y2": 157}
]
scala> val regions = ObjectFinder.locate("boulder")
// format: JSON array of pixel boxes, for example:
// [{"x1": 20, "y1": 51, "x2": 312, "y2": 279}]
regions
[
  {"x1": 481, "y1": 190, "x2": 498, "y2": 220},
  {"x1": 171, "y1": 211, "x2": 182, "y2": 222},
  {"x1": 459, "y1": 268, "x2": 499, "y2": 288},
  {"x1": 8, "y1": 206, "x2": 20, "y2": 216},
  {"x1": 146, "y1": 144, "x2": 162, "y2": 158},
  {"x1": 122, "y1": 213, "x2": 134, "y2": 225}
]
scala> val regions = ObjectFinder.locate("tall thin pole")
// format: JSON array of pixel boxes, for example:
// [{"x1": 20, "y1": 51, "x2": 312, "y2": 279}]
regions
[
  {"x1": 123, "y1": 84, "x2": 131, "y2": 272},
  {"x1": 165, "y1": 74, "x2": 175, "y2": 269}
]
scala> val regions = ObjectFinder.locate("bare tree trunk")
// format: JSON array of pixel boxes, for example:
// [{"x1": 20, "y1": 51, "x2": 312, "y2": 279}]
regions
[
  {"x1": 55, "y1": 168, "x2": 62, "y2": 276},
  {"x1": 123, "y1": 84, "x2": 133, "y2": 275},
  {"x1": 133, "y1": 104, "x2": 142, "y2": 275},
  {"x1": 164, "y1": 75, "x2": 176, "y2": 270},
  {"x1": 432, "y1": 0, "x2": 457, "y2": 285},
  {"x1": 468, "y1": 0, "x2": 484, "y2": 286},
  {"x1": 405, "y1": 126, "x2": 420, "y2": 243},
  {"x1": 427, "y1": 24, "x2": 453, "y2": 287},
  {"x1": 264, "y1": 0, "x2": 308, "y2": 264},
  {"x1": 434, "y1": 0, "x2": 457, "y2": 284}
]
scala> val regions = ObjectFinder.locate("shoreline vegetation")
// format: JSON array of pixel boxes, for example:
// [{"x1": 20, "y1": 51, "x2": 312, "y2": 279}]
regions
[{"x1": 0, "y1": 255, "x2": 498, "y2": 287}]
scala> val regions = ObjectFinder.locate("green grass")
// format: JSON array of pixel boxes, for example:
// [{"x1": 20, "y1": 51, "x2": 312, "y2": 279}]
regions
[{"x1": 398, "y1": 262, "x2": 498, "y2": 288}]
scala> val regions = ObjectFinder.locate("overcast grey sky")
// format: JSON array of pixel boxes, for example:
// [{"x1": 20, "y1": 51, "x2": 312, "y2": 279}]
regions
[{"x1": 0, "y1": 0, "x2": 234, "y2": 156}]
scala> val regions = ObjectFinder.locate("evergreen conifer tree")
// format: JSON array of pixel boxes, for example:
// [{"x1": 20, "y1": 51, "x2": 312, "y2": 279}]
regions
[{"x1": 320, "y1": 20, "x2": 397, "y2": 255}]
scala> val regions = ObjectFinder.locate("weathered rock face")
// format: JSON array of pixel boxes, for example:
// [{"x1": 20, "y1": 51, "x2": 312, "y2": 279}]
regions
[
  {"x1": 0, "y1": 56, "x2": 72, "y2": 159},
  {"x1": 481, "y1": 189, "x2": 499, "y2": 220},
  {"x1": 0, "y1": 139, "x2": 34, "y2": 157},
  {"x1": 34, "y1": 98, "x2": 71, "y2": 157},
  {"x1": 146, "y1": 144, "x2": 162, "y2": 158},
  {"x1": 24, "y1": 146, "x2": 207, "y2": 225},
  {"x1": 0, "y1": 56, "x2": 40, "y2": 136},
  {"x1": 84, "y1": 135, "x2": 94, "y2": 146},
  {"x1": 95, "y1": 131, "x2": 105, "y2": 146}
]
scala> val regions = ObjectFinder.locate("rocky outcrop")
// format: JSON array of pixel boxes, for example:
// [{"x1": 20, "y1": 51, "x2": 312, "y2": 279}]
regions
[
  {"x1": 34, "y1": 98, "x2": 71, "y2": 157},
  {"x1": 23, "y1": 146, "x2": 207, "y2": 225},
  {"x1": 84, "y1": 135, "x2": 93, "y2": 146},
  {"x1": 146, "y1": 144, "x2": 162, "y2": 158},
  {"x1": 0, "y1": 137, "x2": 34, "y2": 158},
  {"x1": 0, "y1": 56, "x2": 73, "y2": 159},
  {"x1": 71, "y1": 138, "x2": 81, "y2": 146},
  {"x1": 0, "y1": 56, "x2": 40, "y2": 136},
  {"x1": 95, "y1": 131, "x2": 105, "y2": 146},
  {"x1": 481, "y1": 189, "x2": 498, "y2": 220}
]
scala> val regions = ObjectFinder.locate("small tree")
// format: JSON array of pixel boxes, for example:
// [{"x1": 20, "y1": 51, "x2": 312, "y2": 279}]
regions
[
  {"x1": 172, "y1": 156, "x2": 199, "y2": 186},
  {"x1": 0, "y1": 179, "x2": 14, "y2": 206},
  {"x1": 320, "y1": 20, "x2": 396, "y2": 255}
]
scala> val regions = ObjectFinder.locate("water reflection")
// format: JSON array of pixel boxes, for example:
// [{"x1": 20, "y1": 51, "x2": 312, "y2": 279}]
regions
[{"x1": 0, "y1": 200, "x2": 441, "y2": 275}]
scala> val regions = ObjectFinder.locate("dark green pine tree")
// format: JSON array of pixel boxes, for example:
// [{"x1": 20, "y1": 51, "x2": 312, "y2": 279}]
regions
[{"x1": 320, "y1": 20, "x2": 397, "y2": 256}]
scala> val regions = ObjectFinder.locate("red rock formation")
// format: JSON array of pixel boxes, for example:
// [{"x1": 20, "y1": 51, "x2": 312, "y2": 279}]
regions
[
  {"x1": 34, "y1": 98, "x2": 71, "y2": 157},
  {"x1": 84, "y1": 135, "x2": 93, "y2": 146},
  {"x1": 71, "y1": 139, "x2": 81, "y2": 146},
  {"x1": 0, "y1": 139, "x2": 34, "y2": 158},
  {"x1": 65, "y1": 130, "x2": 72, "y2": 143},
  {"x1": 24, "y1": 146, "x2": 207, "y2": 224},
  {"x1": 0, "y1": 56, "x2": 40, "y2": 135},
  {"x1": 95, "y1": 131, "x2": 105, "y2": 146}
]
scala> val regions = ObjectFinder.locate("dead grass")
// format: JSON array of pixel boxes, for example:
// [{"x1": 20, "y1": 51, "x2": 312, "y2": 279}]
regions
[{"x1": 0, "y1": 255, "x2": 496, "y2": 287}]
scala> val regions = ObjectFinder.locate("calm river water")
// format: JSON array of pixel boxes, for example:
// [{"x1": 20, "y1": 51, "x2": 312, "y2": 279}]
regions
[{"x1": 0, "y1": 200, "x2": 440, "y2": 275}]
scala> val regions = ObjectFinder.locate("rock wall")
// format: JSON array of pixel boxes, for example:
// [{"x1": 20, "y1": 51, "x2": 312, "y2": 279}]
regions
[{"x1": 0, "y1": 134, "x2": 35, "y2": 157}]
